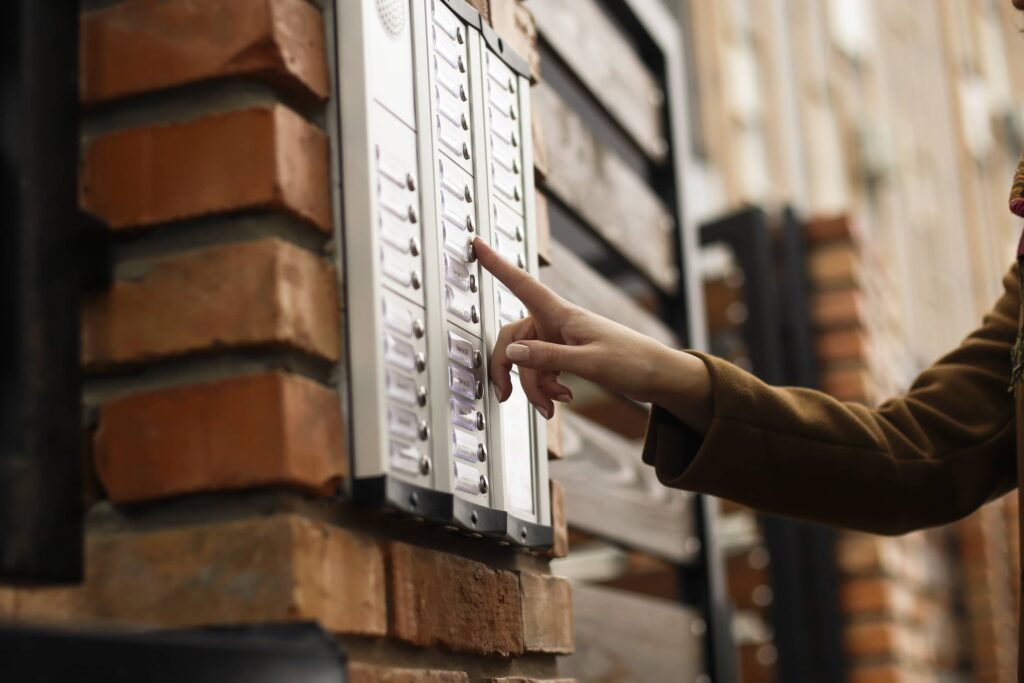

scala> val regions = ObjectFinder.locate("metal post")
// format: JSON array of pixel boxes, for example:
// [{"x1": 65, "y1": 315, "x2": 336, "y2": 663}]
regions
[{"x1": 0, "y1": 0, "x2": 84, "y2": 583}]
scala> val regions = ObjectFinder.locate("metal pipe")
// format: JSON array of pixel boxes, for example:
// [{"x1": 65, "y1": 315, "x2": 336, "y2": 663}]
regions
[{"x1": 0, "y1": 0, "x2": 84, "y2": 584}]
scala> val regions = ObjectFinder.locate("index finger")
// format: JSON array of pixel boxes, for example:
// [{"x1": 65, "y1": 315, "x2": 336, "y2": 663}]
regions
[{"x1": 473, "y1": 237, "x2": 562, "y2": 315}]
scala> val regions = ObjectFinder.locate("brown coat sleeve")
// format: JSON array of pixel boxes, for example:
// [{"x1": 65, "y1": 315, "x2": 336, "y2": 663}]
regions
[{"x1": 643, "y1": 265, "x2": 1020, "y2": 535}]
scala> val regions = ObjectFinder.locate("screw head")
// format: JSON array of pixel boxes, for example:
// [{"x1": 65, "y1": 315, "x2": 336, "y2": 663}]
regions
[
  {"x1": 470, "y1": 511, "x2": 478, "y2": 526},
  {"x1": 478, "y1": 475, "x2": 488, "y2": 494}
]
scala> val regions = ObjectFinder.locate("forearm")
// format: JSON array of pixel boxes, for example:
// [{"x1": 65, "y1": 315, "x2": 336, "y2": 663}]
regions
[{"x1": 645, "y1": 347, "x2": 713, "y2": 435}]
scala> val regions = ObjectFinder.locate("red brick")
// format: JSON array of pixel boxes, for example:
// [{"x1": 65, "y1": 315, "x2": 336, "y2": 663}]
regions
[
  {"x1": 807, "y1": 243, "x2": 859, "y2": 287},
  {"x1": 348, "y1": 664, "x2": 469, "y2": 683},
  {"x1": 811, "y1": 289, "x2": 866, "y2": 329},
  {"x1": 81, "y1": 0, "x2": 329, "y2": 106},
  {"x1": 519, "y1": 573, "x2": 573, "y2": 654},
  {"x1": 549, "y1": 479, "x2": 568, "y2": 559},
  {"x1": 83, "y1": 239, "x2": 339, "y2": 368},
  {"x1": 821, "y1": 367, "x2": 875, "y2": 403},
  {"x1": 388, "y1": 542, "x2": 524, "y2": 656},
  {"x1": 805, "y1": 214, "x2": 859, "y2": 244},
  {"x1": 816, "y1": 329, "x2": 869, "y2": 363},
  {"x1": 95, "y1": 372, "x2": 345, "y2": 503},
  {"x1": 81, "y1": 104, "x2": 331, "y2": 232},
  {"x1": 839, "y1": 578, "x2": 914, "y2": 621},
  {"x1": 12, "y1": 515, "x2": 386, "y2": 635}
]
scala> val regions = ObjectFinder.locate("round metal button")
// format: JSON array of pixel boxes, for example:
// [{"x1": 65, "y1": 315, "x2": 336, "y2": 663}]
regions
[
  {"x1": 477, "y1": 444, "x2": 487, "y2": 462},
  {"x1": 418, "y1": 420, "x2": 430, "y2": 441},
  {"x1": 409, "y1": 237, "x2": 420, "y2": 257},
  {"x1": 410, "y1": 270, "x2": 421, "y2": 290},
  {"x1": 417, "y1": 386, "x2": 428, "y2": 407},
  {"x1": 415, "y1": 352, "x2": 427, "y2": 372},
  {"x1": 475, "y1": 412, "x2": 485, "y2": 431},
  {"x1": 405, "y1": 173, "x2": 416, "y2": 191},
  {"x1": 419, "y1": 455, "x2": 431, "y2": 475},
  {"x1": 470, "y1": 305, "x2": 479, "y2": 324},
  {"x1": 473, "y1": 350, "x2": 483, "y2": 369},
  {"x1": 479, "y1": 475, "x2": 488, "y2": 494},
  {"x1": 474, "y1": 380, "x2": 483, "y2": 400},
  {"x1": 413, "y1": 318, "x2": 425, "y2": 338},
  {"x1": 469, "y1": 274, "x2": 478, "y2": 293}
]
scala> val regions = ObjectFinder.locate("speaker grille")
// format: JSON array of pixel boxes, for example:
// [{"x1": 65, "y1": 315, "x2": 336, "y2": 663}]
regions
[{"x1": 376, "y1": 0, "x2": 407, "y2": 38}]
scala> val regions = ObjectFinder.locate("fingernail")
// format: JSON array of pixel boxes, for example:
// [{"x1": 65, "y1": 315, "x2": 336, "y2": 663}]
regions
[
  {"x1": 554, "y1": 393, "x2": 573, "y2": 404},
  {"x1": 492, "y1": 383, "x2": 502, "y2": 402},
  {"x1": 507, "y1": 343, "x2": 529, "y2": 362},
  {"x1": 537, "y1": 405, "x2": 551, "y2": 419}
]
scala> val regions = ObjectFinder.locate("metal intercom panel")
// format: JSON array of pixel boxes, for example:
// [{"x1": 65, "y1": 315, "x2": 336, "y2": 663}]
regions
[{"x1": 334, "y1": 0, "x2": 550, "y2": 547}]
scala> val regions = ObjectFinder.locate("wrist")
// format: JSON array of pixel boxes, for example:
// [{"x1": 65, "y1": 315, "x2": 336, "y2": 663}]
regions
[{"x1": 649, "y1": 348, "x2": 713, "y2": 435}]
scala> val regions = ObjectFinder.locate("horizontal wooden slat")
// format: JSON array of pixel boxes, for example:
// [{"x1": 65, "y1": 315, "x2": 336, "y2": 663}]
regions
[
  {"x1": 549, "y1": 411, "x2": 698, "y2": 563},
  {"x1": 529, "y1": 0, "x2": 667, "y2": 161},
  {"x1": 535, "y1": 83, "x2": 678, "y2": 292},
  {"x1": 559, "y1": 582, "x2": 705, "y2": 683},
  {"x1": 540, "y1": 239, "x2": 678, "y2": 347}
]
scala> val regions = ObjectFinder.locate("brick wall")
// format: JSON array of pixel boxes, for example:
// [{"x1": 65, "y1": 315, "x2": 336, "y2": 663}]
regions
[{"x1": 0, "y1": 1, "x2": 573, "y2": 681}]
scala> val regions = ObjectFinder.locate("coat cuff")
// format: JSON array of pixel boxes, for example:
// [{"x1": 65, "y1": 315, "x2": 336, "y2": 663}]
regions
[{"x1": 642, "y1": 352, "x2": 767, "y2": 492}]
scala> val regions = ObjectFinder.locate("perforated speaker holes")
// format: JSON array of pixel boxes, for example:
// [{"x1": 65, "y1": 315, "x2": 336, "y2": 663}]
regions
[{"x1": 376, "y1": 0, "x2": 407, "y2": 38}]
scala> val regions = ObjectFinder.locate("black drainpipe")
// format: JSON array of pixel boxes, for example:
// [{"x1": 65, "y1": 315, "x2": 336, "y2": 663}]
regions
[{"x1": 0, "y1": 0, "x2": 88, "y2": 584}]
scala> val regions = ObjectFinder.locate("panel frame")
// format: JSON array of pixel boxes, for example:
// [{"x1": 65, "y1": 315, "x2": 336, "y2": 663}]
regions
[{"x1": 332, "y1": 0, "x2": 551, "y2": 548}]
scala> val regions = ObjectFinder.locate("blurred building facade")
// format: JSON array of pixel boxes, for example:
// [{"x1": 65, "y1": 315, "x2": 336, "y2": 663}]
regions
[{"x1": 680, "y1": 1, "x2": 1024, "y2": 680}]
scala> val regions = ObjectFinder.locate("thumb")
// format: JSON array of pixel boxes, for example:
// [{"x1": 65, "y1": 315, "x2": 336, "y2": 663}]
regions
[{"x1": 505, "y1": 340, "x2": 593, "y2": 375}]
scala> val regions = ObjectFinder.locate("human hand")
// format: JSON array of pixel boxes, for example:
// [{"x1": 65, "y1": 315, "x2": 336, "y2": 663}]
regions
[{"x1": 474, "y1": 237, "x2": 712, "y2": 432}]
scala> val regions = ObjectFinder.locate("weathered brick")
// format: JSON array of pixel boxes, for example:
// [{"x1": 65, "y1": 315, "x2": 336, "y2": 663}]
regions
[
  {"x1": 811, "y1": 289, "x2": 866, "y2": 329},
  {"x1": 805, "y1": 214, "x2": 859, "y2": 244},
  {"x1": 807, "y1": 243, "x2": 859, "y2": 287},
  {"x1": 815, "y1": 329, "x2": 869, "y2": 363},
  {"x1": 81, "y1": 0, "x2": 329, "y2": 106},
  {"x1": 83, "y1": 239, "x2": 339, "y2": 368},
  {"x1": 81, "y1": 105, "x2": 331, "y2": 232},
  {"x1": 548, "y1": 479, "x2": 568, "y2": 559},
  {"x1": 95, "y1": 372, "x2": 345, "y2": 503},
  {"x1": 519, "y1": 573, "x2": 573, "y2": 654},
  {"x1": 821, "y1": 367, "x2": 875, "y2": 403},
  {"x1": 349, "y1": 664, "x2": 469, "y2": 683},
  {"x1": 13, "y1": 515, "x2": 386, "y2": 635},
  {"x1": 839, "y1": 578, "x2": 914, "y2": 621},
  {"x1": 388, "y1": 542, "x2": 524, "y2": 656}
]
